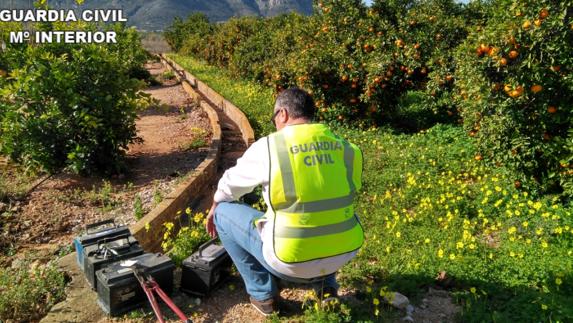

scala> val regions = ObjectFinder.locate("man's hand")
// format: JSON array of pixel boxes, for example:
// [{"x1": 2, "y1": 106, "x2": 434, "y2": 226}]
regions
[{"x1": 205, "y1": 201, "x2": 218, "y2": 238}]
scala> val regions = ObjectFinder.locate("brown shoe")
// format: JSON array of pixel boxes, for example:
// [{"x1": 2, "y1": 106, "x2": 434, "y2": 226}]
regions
[{"x1": 249, "y1": 296, "x2": 277, "y2": 317}]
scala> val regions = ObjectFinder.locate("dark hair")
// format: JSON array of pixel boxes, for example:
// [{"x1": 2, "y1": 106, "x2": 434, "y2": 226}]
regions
[{"x1": 274, "y1": 87, "x2": 315, "y2": 120}]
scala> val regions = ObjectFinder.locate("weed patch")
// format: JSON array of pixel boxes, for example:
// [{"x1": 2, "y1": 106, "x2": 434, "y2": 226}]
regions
[{"x1": 170, "y1": 55, "x2": 573, "y2": 322}]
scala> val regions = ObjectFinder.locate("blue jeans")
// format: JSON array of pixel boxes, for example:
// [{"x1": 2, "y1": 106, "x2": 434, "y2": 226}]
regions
[{"x1": 214, "y1": 201, "x2": 338, "y2": 301}]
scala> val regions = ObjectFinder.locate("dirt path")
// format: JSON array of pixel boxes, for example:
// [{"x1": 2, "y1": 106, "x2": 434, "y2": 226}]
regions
[{"x1": 1, "y1": 61, "x2": 210, "y2": 265}]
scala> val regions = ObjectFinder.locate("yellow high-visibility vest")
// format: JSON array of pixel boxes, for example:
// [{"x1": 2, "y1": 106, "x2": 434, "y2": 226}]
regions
[{"x1": 267, "y1": 123, "x2": 364, "y2": 263}]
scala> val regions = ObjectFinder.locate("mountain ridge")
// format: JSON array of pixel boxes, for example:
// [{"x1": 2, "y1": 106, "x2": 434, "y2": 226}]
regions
[{"x1": 2, "y1": 0, "x2": 314, "y2": 30}]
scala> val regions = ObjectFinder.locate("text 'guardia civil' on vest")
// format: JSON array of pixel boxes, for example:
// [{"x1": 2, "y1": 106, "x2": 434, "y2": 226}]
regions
[{"x1": 289, "y1": 141, "x2": 343, "y2": 155}]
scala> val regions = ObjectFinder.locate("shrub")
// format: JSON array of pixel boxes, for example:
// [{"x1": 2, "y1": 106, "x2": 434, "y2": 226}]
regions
[
  {"x1": 454, "y1": 0, "x2": 573, "y2": 196},
  {"x1": 0, "y1": 260, "x2": 67, "y2": 322},
  {"x1": 0, "y1": 21, "x2": 147, "y2": 175},
  {"x1": 164, "y1": 13, "x2": 214, "y2": 53}
]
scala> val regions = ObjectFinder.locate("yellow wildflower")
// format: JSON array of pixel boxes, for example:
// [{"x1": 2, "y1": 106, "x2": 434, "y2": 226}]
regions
[{"x1": 193, "y1": 212, "x2": 204, "y2": 223}]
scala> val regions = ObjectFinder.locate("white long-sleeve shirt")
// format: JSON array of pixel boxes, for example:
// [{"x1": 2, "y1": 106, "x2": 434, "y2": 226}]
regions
[{"x1": 213, "y1": 130, "x2": 357, "y2": 279}]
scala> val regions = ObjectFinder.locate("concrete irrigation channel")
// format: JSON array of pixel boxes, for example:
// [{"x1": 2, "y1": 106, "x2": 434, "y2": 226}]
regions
[{"x1": 41, "y1": 55, "x2": 255, "y2": 322}]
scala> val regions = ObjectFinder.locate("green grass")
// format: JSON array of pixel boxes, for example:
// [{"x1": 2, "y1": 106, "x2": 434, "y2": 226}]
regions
[
  {"x1": 170, "y1": 55, "x2": 573, "y2": 322},
  {"x1": 168, "y1": 54, "x2": 276, "y2": 137}
]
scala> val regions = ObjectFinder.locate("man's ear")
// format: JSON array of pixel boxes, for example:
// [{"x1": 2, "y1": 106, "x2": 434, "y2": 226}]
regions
[{"x1": 280, "y1": 109, "x2": 289, "y2": 123}]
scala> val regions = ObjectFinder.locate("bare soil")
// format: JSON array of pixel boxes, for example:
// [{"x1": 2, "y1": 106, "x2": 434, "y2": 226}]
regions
[{"x1": 0, "y1": 61, "x2": 210, "y2": 265}]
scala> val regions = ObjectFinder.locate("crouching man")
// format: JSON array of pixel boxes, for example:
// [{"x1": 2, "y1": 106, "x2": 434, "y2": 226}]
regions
[{"x1": 205, "y1": 88, "x2": 364, "y2": 316}]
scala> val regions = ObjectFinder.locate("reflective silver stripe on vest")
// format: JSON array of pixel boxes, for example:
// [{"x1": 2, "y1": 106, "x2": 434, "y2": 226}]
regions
[
  {"x1": 273, "y1": 132, "x2": 356, "y2": 213},
  {"x1": 275, "y1": 133, "x2": 297, "y2": 205},
  {"x1": 281, "y1": 193, "x2": 355, "y2": 213},
  {"x1": 343, "y1": 141, "x2": 356, "y2": 193},
  {"x1": 274, "y1": 215, "x2": 359, "y2": 238}
]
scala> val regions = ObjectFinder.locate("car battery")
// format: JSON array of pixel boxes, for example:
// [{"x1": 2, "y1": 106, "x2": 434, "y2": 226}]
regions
[
  {"x1": 180, "y1": 239, "x2": 233, "y2": 296},
  {"x1": 96, "y1": 253, "x2": 175, "y2": 316},
  {"x1": 73, "y1": 219, "x2": 131, "y2": 270},
  {"x1": 83, "y1": 235, "x2": 144, "y2": 290}
]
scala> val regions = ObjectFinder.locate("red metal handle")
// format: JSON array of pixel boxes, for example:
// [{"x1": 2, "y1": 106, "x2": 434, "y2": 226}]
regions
[
  {"x1": 138, "y1": 273, "x2": 191, "y2": 323},
  {"x1": 142, "y1": 281, "x2": 166, "y2": 323}
]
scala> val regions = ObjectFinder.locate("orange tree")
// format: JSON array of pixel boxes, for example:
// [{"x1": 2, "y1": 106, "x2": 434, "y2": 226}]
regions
[
  {"x1": 367, "y1": 0, "x2": 473, "y2": 129},
  {"x1": 0, "y1": 20, "x2": 147, "y2": 174},
  {"x1": 164, "y1": 13, "x2": 213, "y2": 53},
  {"x1": 165, "y1": 0, "x2": 476, "y2": 129},
  {"x1": 202, "y1": 17, "x2": 264, "y2": 70},
  {"x1": 291, "y1": 0, "x2": 473, "y2": 127},
  {"x1": 234, "y1": 13, "x2": 313, "y2": 84},
  {"x1": 454, "y1": 0, "x2": 573, "y2": 196}
]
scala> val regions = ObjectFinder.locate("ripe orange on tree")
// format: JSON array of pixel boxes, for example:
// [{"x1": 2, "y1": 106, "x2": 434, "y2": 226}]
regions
[
  {"x1": 530, "y1": 84, "x2": 543, "y2": 94},
  {"x1": 547, "y1": 106, "x2": 557, "y2": 114},
  {"x1": 508, "y1": 50, "x2": 519, "y2": 59},
  {"x1": 509, "y1": 86, "x2": 524, "y2": 98}
]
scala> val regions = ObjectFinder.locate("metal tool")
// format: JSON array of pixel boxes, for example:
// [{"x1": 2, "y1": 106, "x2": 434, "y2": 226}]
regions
[{"x1": 131, "y1": 265, "x2": 191, "y2": 323}]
